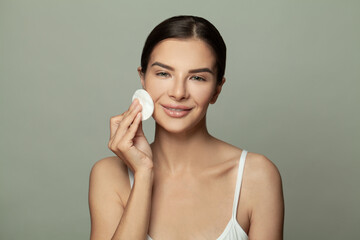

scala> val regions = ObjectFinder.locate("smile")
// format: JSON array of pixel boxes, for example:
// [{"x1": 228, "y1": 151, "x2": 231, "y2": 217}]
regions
[
  {"x1": 161, "y1": 104, "x2": 193, "y2": 118},
  {"x1": 166, "y1": 107, "x2": 185, "y2": 111}
]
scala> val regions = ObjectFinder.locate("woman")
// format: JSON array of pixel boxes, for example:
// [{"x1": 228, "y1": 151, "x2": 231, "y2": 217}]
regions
[{"x1": 89, "y1": 15, "x2": 284, "y2": 240}]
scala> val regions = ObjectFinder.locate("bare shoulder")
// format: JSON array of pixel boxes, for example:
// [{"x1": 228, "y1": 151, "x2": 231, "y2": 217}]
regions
[
  {"x1": 211, "y1": 139, "x2": 281, "y2": 184},
  {"x1": 89, "y1": 156, "x2": 130, "y2": 207},
  {"x1": 243, "y1": 152, "x2": 284, "y2": 239},
  {"x1": 245, "y1": 152, "x2": 282, "y2": 185},
  {"x1": 89, "y1": 157, "x2": 132, "y2": 239},
  {"x1": 244, "y1": 152, "x2": 283, "y2": 201},
  {"x1": 90, "y1": 155, "x2": 127, "y2": 176}
]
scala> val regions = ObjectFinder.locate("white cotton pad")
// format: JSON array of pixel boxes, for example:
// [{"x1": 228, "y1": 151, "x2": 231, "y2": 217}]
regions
[{"x1": 132, "y1": 89, "x2": 154, "y2": 121}]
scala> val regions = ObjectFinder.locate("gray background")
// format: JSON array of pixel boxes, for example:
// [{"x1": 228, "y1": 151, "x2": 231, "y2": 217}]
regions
[{"x1": 1, "y1": 0, "x2": 359, "y2": 239}]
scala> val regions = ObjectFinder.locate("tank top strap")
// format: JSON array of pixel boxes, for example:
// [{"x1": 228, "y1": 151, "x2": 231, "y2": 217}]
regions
[
  {"x1": 128, "y1": 167, "x2": 134, "y2": 188},
  {"x1": 232, "y1": 149, "x2": 248, "y2": 218}
]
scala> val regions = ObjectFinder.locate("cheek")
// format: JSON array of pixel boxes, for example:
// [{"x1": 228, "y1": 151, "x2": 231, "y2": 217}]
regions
[
  {"x1": 143, "y1": 78, "x2": 166, "y2": 103},
  {"x1": 191, "y1": 85, "x2": 215, "y2": 105},
  {"x1": 144, "y1": 75, "x2": 216, "y2": 105}
]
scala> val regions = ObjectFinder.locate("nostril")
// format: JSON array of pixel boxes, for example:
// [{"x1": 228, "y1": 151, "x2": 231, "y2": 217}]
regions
[{"x1": 169, "y1": 84, "x2": 188, "y2": 100}]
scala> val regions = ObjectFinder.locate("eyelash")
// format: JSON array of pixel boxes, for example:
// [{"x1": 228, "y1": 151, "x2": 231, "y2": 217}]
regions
[
  {"x1": 156, "y1": 72, "x2": 170, "y2": 77},
  {"x1": 190, "y1": 75, "x2": 206, "y2": 81},
  {"x1": 155, "y1": 72, "x2": 206, "y2": 81}
]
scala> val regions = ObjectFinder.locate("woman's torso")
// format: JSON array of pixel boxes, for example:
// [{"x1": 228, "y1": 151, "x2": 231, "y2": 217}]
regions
[{"x1": 125, "y1": 143, "x2": 250, "y2": 239}]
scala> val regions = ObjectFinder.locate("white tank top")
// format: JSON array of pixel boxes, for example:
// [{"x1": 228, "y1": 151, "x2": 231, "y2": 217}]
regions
[{"x1": 128, "y1": 150, "x2": 249, "y2": 240}]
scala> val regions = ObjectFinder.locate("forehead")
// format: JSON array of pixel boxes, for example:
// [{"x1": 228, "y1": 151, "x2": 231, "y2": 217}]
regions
[{"x1": 148, "y1": 38, "x2": 216, "y2": 70}]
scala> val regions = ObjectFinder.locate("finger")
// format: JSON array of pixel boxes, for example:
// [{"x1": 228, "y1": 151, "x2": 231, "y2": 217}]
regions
[
  {"x1": 109, "y1": 113, "x2": 126, "y2": 140},
  {"x1": 124, "y1": 98, "x2": 140, "y2": 119},
  {"x1": 109, "y1": 112, "x2": 141, "y2": 160},
  {"x1": 121, "y1": 113, "x2": 146, "y2": 163},
  {"x1": 119, "y1": 103, "x2": 142, "y2": 134},
  {"x1": 123, "y1": 112, "x2": 142, "y2": 144},
  {"x1": 130, "y1": 98, "x2": 140, "y2": 109},
  {"x1": 109, "y1": 99, "x2": 140, "y2": 140},
  {"x1": 134, "y1": 117, "x2": 145, "y2": 138},
  {"x1": 110, "y1": 103, "x2": 142, "y2": 148}
]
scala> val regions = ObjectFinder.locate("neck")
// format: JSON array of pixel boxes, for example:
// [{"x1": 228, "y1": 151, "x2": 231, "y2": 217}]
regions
[{"x1": 151, "y1": 118, "x2": 216, "y2": 175}]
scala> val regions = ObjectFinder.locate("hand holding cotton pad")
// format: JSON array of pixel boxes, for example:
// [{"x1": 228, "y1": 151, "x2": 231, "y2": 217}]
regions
[{"x1": 132, "y1": 89, "x2": 154, "y2": 121}]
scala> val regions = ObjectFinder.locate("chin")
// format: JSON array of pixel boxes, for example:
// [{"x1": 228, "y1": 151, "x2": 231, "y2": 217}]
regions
[
  {"x1": 155, "y1": 115, "x2": 206, "y2": 135},
  {"x1": 156, "y1": 121, "x2": 190, "y2": 134},
  {"x1": 152, "y1": 106, "x2": 208, "y2": 134}
]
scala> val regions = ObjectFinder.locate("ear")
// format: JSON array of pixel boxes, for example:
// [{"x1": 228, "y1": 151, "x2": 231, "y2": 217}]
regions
[
  {"x1": 137, "y1": 67, "x2": 146, "y2": 89},
  {"x1": 210, "y1": 77, "x2": 226, "y2": 104}
]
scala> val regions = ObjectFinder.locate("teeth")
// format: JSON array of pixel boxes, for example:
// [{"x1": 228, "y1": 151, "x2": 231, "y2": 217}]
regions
[{"x1": 168, "y1": 108, "x2": 184, "y2": 111}]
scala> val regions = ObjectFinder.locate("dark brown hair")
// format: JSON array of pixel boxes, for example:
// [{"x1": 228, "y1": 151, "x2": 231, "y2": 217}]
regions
[{"x1": 140, "y1": 15, "x2": 226, "y2": 84}]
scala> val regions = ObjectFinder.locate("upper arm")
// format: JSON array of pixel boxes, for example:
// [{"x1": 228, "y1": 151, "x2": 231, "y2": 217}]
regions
[
  {"x1": 88, "y1": 157, "x2": 129, "y2": 240},
  {"x1": 248, "y1": 155, "x2": 284, "y2": 240}
]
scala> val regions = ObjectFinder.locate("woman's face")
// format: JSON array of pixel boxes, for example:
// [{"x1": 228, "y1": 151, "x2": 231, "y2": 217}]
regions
[{"x1": 139, "y1": 38, "x2": 225, "y2": 133}]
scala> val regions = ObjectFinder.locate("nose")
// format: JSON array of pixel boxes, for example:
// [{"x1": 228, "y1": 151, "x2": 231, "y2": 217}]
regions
[{"x1": 168, "y1": 78, "x2": 189, "y2": 101}]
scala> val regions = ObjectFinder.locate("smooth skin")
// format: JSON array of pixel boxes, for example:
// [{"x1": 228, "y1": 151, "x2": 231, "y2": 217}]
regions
[{"x1": 89, "y1": 38, "x2": 284, "y2": 240}]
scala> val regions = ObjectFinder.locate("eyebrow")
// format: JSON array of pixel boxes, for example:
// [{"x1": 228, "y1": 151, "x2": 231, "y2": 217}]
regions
[
  {"x1": 151, "y1": 62, "x2": 174, "y2": 71},
  {"x1": 151, "y1": 62, "x2": 214, "y2": 75},
  {"x1": 189, "y1": 68, "x2": 214, "y2": 74}
]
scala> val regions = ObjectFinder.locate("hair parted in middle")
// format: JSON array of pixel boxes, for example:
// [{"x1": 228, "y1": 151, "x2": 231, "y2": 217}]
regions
[{"x1": 140, "y1": 15, "x2": 227, "y2": 85}]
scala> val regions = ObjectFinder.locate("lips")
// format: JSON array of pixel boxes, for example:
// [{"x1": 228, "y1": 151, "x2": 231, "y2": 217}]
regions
[
  {"x1": 162, "y1": 104, "x2": 192, "y2": 111},
  {"x1": 161, "y1": 104, "x2": 193, "y2": 118}
]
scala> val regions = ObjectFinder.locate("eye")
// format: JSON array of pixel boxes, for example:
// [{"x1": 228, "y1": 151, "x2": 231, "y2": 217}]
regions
[
  {"x1": 156, "y1": 72, "x2": 170, "y2": 77},
  {"x1": 190, "y1": 75, "x2": 206, "y2": 81}
]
